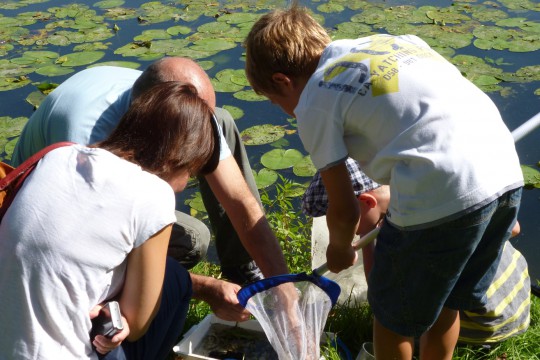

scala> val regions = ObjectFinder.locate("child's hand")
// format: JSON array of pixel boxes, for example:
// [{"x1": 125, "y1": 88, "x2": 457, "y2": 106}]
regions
[{"x1": 326, "y1": 242, "x2": 358, "y2": 273}]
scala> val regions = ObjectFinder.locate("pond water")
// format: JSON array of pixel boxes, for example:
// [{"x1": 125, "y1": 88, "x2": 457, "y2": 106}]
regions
[{"x1": 0, "y1": 0, "x2": 539, "y2": 282}]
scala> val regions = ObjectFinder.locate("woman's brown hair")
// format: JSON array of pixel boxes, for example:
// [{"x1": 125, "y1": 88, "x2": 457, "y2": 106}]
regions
[{"x1": 97, "y1": 81, "x2": 220, "y2": 180}]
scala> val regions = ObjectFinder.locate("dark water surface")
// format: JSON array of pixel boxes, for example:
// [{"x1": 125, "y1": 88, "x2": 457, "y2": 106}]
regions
[{"x1": 0, "y1": 0, "x2": 539, "y2": 281}]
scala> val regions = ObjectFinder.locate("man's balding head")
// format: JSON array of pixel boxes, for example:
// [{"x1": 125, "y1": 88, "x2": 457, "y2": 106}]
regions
[{"x1": 132, "y1": 57, "x2": 216, "y2": 109}]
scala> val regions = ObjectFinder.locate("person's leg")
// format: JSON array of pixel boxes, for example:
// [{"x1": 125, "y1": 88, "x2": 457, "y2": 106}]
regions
[
  {"x1": 198, "y1": 107, "x2": 263, "y2": 284},
  {"x1": 167, "y1": 210, "x2": 210, "y2": 270},
  {"x1": 373, "y1": 317, "x2": 414, "y2": 360},
  {"x1": 419, "y1": 307, "x2": 459, "y2": 360},
  {"x1": 102, "y1": 257, "x2": 192, "y2": 360}
]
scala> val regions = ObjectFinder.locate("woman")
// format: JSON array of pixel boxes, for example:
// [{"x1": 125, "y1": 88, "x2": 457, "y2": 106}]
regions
[{"x1": 0, "y1": 81, "x2": 219, "y2": 359}]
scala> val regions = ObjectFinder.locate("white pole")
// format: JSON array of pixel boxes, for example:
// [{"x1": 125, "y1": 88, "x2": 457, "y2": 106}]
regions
[{"x1": 512, "y1": 112, "x2": 540, "y2": 142}]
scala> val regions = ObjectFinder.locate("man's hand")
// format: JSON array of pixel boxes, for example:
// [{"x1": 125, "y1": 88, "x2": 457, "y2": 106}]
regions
[
  {"x1": 89, "y1": 304, "x2": 130, "y2": 355},
  {"x1": 190, "y1": 273, "x2": 251, "y2": 322}
]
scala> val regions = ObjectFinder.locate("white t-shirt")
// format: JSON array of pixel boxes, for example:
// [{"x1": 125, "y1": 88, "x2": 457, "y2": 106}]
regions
[
  {"x1": 11, "y1": 66, "x2": 230, "y2": 167},
  {"x1": 296, "y1": 34, "x2": 523, "y2": 228},
  {"x1": 0, "y1": 145, "x2": 176, "y2": 359}
]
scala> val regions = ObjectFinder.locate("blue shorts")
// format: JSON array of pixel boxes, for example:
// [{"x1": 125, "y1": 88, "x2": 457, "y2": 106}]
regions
[
  {"x1": 367, "y1": 188, "x2": 522, "y2": 337},
  {"x1": 101, "y1": 257, "x2": 192, "y2": 360}
]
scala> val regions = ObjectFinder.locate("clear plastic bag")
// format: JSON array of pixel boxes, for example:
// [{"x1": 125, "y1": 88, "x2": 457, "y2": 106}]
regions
[{"x1": 238, "y1": 272, "x2": 340, "y2": 360}]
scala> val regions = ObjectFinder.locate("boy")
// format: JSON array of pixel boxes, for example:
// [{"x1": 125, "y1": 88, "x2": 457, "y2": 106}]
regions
[
  {"x1": 302, "y1": 157, "x2": 389, "y2": 280},
  {"x1": 245, "y1": 6, "x2": 523, "y2": 359},
  {"x1": 303, "y1": 159, "x2": 531, "y2": 346}
]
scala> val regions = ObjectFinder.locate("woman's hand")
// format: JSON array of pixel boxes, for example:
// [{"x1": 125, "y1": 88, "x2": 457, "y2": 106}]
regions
[{"x1": 89, "y1": 304, "x2": 130, "y2": 354}]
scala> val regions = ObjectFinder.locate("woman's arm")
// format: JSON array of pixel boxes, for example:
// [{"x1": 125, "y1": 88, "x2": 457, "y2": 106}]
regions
[{"x1": 119, "y1": 224, "x2": 172, "y2": 341}]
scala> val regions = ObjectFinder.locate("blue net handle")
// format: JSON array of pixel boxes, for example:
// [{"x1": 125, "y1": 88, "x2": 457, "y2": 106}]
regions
[{"x1": 237, "y1": 271, "x2": 341, "y2": 308}]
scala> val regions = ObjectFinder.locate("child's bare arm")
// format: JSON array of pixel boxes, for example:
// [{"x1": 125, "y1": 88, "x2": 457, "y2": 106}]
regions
[
  {"x1": 511, "y1": 221, "x2": 520, "y2": 238},
  {"x1": 320, "y1": 162, "x2": 360, "y2": 273}
]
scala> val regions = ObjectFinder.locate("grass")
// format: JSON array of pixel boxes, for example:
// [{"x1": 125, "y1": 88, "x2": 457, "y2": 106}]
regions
[{"x1": 182, "y1": 177, "x2": 540, "y2": 359}]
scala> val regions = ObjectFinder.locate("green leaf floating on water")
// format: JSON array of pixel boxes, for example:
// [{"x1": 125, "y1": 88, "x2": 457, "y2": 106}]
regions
[
  {"x1": 196, "y1": 60, "x2": 214, "y2": 71},
  {"x1": 3, "y1": 137, "x2": 18, "y2": 160},
  {"x1": 167, "y1": 25, "x2": 191, "y2": 36},
  {"x1": 317, "y1": 3, "x2": 345, "y2": 13},
  {"x1": 26, "y1": 91, "x2": 47, "y2": 109},
  {"x1": 252, "y1": 168, "x2": 278, "y2": 189},
  {"x1": 212, "y1": 69, "x2": 248, "y2": 92},
  {"x1": 240, "y1": 124, "x2": 285, "y2": 146},
  {"x1": 22, "y1": 50, "x2": 60, "y2": 62},
  {"x1": 35, "y1": 65, "x2": 75, "y2": 77},
  {"x1": 211, "y1": 79, "x2": 244, "y2": 93},
  {"x1": 222, "y1": 105, "x2": 244, "y2": 120},
  {"x1": 134, "y1": 29, "x2": 172, "y2": 41},
  {"x1": 0, "y1": 116, "x2": 28, "y2": 139},
  {"x1": 260, "y1": 149, "x2": 303, "y2": 170},
  {"x1": 190, "y1": 38, "x2": 237, "y2": 52},
  {"x1": 521, "y1": 165, "x2": 540, "y2": 188},
  {"x1": 93, "y1": 0, "x2": 125, "y2": 9},
  {"x1": 184, "y1": 192, "x2": 206, "y2": 212},
  {"x1": 293, "y1": 156, "x2": 317, "y2": 177},
  {"x1": 56, "y1": 51, "x2": 105, "y2": 67},
  {"x1": 233, "y1": 90, "x2": 267, "y2": 102},
  {"x1": 0, "y1": 76, "x2": 31, "y2": 91},
  {"x1": 216, "y1": 12, "x2": 260, "y2": 25}
]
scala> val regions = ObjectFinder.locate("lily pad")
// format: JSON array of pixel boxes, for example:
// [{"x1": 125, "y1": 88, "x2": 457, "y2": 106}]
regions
[
  {"x1": 241, "y1": 125, "x2": 285, "y2": 146},
  {"x1": 190, "y1": 38, "x2": 237, "y2": 52},
  {"x1": 184, "y1": 192, "x2": 206, "y2": 212},
  {"x1": 26, "y1": 91, "x2": 47, "y2": 109},
  {"x1": 222, "y1": 105, "x2": 244, "y2": 120},
  {"x1": 216, "y1": 12, "x2": 260, "y2": 25},
  {"x1": 197, "y1": 60, "x2": 215, "y2": 71},
  {"x1": 317, "y1": 3, "x2": 345, "y2": 13},
  {"x1": 134, "y1": 29, "x2": 172, "y2": 41},
  {"x1": 167, "y1": 25, "x2": 191, "y2": 36},
  {"x1": 260, "y1": 149, "x2": 303, "y2": 170},
  {"x1": 56, "y1": 51, "x2": 105, "y2": 67},
  {"x1": 35, "y1": 65, "x2": 75, "y2": 76},
  {"x1": 293, "y1": 156, "x2": 317, "y2": 177},
  {"x1": 0, "y1": 116, "x2": 28, "y2": 139},
  {"x1": 149, "y1": 39, "x2": 190, "y2": 54},
  {"x1": 0, "y1": 76, "x2": 31, "y2": 91},
  {"x1": 521, "y1": 165, "x2": 540, "y2": 188},
  {"x1": 0, "y1": 61, "x2": 33, "y2": 77},
  {"x1": 252, "y1": 168, "x2": 278, "y2": 189},
  {"x1": 197, "y1": 21, "x2": 232, "y2": 34},
  {"x1": 233, "y1": 90, "x2": 267, "y2": 102},
  {"x1": 22, "y1": 50, "x2": 59, "y2": 61},
  {"x1": 3, "y1": 137, "x2": 18, "y2": 160},
  {"x1": 93, "y1": 0, "x2": 125, "y2": 9},
  {"x1": 73, "y1": 42, "x2": 110, "y2": 51},
  {"x1": 211, "y1": 79, "x2": 244, "y2": 93}
]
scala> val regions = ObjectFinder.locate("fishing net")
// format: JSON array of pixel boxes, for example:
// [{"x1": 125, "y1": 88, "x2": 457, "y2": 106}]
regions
[{"x1": 237, "y1": 272, "x2": 340, "y2": 360}]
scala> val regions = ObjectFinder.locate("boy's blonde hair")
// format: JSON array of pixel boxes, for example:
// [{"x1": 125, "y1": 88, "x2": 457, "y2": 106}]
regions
[{"x1": 244, "y1": 5, "x2": 331, "y2": 95}]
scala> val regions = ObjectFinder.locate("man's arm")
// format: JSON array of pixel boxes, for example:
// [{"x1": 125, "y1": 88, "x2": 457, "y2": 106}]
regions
[
  {"x1": 320, "y1": 162, "x2": 360, "y2": 273},
  {"x1": 204, "y1": 156, "x2": 289, "y2": 277}
]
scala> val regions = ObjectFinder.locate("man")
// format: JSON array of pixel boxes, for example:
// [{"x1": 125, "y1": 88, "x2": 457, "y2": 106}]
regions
[{"x1": 12, "y1": 57, "x2": 289, "y2": 310}]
